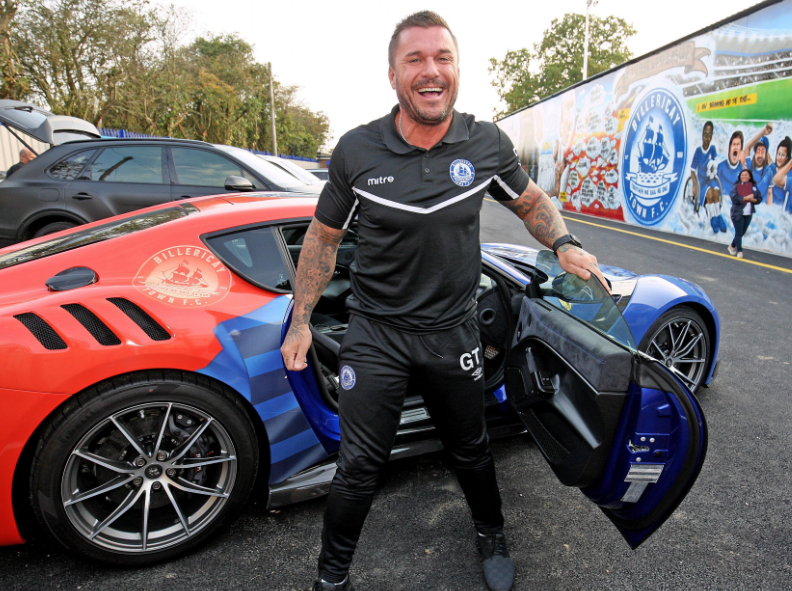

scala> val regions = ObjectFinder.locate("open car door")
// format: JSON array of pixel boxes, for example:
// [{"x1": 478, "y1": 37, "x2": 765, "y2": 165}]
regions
[{"x1": 504, "y1": 251, "x2": 707, "y2": 549}]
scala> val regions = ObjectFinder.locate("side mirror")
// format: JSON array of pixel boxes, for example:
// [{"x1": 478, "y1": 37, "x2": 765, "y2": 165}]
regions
[{"x1": 224, "y1": 175, "x2": 254, "y2": 192}]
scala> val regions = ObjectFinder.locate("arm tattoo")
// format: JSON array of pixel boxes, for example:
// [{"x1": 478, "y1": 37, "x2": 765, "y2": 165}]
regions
[
  {"x1": 499, "y1": 179, "x2": 568, "y2": 248},
  {"x1": 289, "y1": 219, "x2": 346, "y2": 329}
]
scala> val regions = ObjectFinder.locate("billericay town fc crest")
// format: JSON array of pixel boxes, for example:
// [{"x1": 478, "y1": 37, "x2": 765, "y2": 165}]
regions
[
  {"x1": 134, "y1": 245, "x2": 231, "y2": 307},
  {"x1": 621, "y1": 88, "x2": 687, "y2": 226}
]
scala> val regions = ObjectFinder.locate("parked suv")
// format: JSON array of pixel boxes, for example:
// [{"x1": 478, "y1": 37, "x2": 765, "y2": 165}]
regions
[{"x1": 0, "y1": 101, "x2": 322, "y2": 246}]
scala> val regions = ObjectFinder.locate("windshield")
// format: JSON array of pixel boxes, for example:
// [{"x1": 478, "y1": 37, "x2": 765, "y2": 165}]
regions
[
  {"x1": 262, "y1": 156, "x2": 322, "y2": 185},
  {"x1": 0, "y1": 207, "x2": 190, "y2": 270},
  {"x1": 534, "y1": 250, "x2": 637, "y2": 351},
  {"x1": 214, "y1": 145, "x2": 312, "y2": 190}
]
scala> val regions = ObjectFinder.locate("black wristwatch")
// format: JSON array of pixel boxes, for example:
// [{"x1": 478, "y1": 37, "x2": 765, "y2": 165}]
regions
[{"x1": 552, "y1": 234, "x2": 582, "y2": 255}]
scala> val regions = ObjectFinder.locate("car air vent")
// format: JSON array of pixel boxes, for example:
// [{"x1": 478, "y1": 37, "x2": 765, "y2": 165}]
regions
[
  {"x1": 106, "y1": 298, "x2": 171, "y2": 341},
  {"x1": 14, "y1": 313, "x2": 67, "y2": 350},
  {"x1": 61, "y1": 304, "x2": 121, "y2": 346}
]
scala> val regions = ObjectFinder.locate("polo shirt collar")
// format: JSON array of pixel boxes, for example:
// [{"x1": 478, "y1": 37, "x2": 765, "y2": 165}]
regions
[{"x1": 381, "y1": 104, "x2": 470, "y2": 154}]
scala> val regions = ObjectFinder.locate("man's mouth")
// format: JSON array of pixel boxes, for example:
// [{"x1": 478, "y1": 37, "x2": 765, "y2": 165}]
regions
[{"x1": 416, "y1": 86, "x2": 445, "y2": 99}]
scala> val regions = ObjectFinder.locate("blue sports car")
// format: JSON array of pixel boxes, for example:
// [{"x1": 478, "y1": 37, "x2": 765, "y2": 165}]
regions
[{"x1": 0, "y1": 196, "x2": 715, "y2": 565}]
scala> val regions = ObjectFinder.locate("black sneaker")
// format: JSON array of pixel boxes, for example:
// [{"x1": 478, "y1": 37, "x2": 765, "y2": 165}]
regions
[
  {"x1": 313, "y1": 577, "x2": 354, "y2": 591},
  {"x1": 477, "y1": 532, "x2": 514, "y2": 591}
]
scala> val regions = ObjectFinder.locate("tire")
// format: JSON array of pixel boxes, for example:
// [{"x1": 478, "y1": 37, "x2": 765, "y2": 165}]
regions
[
  {"x1": 638, "y1": 306, "x2": 711, "y2": 393},
  {"x1": 684, "y1": 175, "x2": 700, "y2": 215},
  {"x1": 33, "y1": 221, "x2": 77, "y2": 238},
  {"x1": 30, "y1": 371, "x2": 259, "y2": 566}
]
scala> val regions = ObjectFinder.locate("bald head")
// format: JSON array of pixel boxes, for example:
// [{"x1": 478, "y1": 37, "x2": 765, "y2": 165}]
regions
[{"x1": 19, "y1": 148, "x2": 35, "y2": 164}]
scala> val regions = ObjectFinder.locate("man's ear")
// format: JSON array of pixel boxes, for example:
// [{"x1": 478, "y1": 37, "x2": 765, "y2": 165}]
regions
[{"x1": 388, "y1": 68, "x2": 396, "y2": 90}]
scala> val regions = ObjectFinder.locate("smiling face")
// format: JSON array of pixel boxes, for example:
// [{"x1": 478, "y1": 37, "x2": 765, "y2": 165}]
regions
[
  {"x1": 739, "y1": 170, "x2": 751, "y2": 183},
  {"x1": 754, "y1": 144, "x2": 767, "y2": 167},
  {"x1": 388, "y1": 26, "x2": 459, "y2": 126},
  {"x1": 776, "y1": 146, "x2": 789, "y2": 168},
  {"x1": 702, "y1": 125, "x2": 713, "y2": 151}
]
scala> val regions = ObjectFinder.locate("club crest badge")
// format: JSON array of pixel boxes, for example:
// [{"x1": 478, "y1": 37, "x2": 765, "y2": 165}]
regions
[
  {"x1": 340, "y1": 365, "x2": 356, "y2": 390},
  {"x1": 621, "y1": 88, "x2": 687, "y2": 226},
  {"x1": 134, "y1": 245, "x2": 231, "y2": 307},
  {"x1": 450, "y1": 159, "x2": 475, "y2": 187}
]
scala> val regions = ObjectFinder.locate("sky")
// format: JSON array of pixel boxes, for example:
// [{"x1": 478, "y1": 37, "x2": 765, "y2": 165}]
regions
[{"x1": 166, "y1": 0, "x2": 760, "y2": 152}]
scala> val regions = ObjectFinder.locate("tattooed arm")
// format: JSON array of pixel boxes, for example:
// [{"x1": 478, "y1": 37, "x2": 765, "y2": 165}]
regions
[
  {"x1": 499, "y1": 178, "x2": 608, "y2": 288},
  {"x1": 280, "y1": 218, "x2": 346, "y2": 371}
]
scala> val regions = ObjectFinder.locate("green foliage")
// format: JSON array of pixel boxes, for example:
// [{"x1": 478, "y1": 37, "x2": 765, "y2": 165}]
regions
[
  {"x1": 5, "y1": 0, "x2": 329, "y2": 157},
  {"x1": 489, "y1": 12, "x2": 635, "y2": 117}
]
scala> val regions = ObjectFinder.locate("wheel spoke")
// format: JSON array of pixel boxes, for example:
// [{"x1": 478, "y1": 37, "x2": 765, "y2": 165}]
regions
[
  {"x1": 73, "y1": 450, "x2": 137, "y2": 474},
  {"x1": 90, "y1": 486, "x2": 144, "y2": 540},
  {"x1": 649, "y1": 337, "x2": 669, "y2": 361},
  {"x1": 676, "y1": 333, "x2": 703, "y2": 358},
  {"x1": 141, "y1": 487, "x2": 151, "y2": 552},
  {"x1": 110, "y1": 416, "x2": 147, "y2": 458},
  {"x1": 153, "y1": 403, "x2": 173, "y2": 458},
  {"x1": 673, "y1": 321, "x2": 692, "y2": 354},
  {"x1": 679, "y1": 357, "x2": 705, "y2": 364},
  {"x1": 172, "y1": 454, "x2": 236, "y2": 470},
  {"x1": 666, "y1": 323, "x2": 678, "y2": 351},
  {"x1": 170, "y1": 418, "x2": 214, "y2": 462},
  {"x1": 64, "y1": 474, "x2": 136, "y2": 507},
  {"x1": 669, "y1": 366, "x2": 697, "y2": 389},
  {"x1": 169, "y1": 476, "x2": 229, "y2": 498},
  {"x1": 163, "y1": 483, "x2": 191, "y2": 535}
]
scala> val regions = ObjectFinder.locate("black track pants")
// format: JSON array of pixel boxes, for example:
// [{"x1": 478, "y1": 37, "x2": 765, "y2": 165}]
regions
[{"x1": 318, "y1": 315, "x2": 504, "y2": 582}]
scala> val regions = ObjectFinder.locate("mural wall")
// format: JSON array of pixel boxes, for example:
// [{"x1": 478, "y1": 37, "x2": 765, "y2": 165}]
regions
[{"x1": 496, "y1": 0, "x2": 792, "y2": 257}]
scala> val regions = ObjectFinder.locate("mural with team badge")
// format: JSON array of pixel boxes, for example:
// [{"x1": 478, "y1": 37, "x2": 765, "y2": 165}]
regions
[{"x1": 496, "y1": 0, "x2": 792, "y2": 257}]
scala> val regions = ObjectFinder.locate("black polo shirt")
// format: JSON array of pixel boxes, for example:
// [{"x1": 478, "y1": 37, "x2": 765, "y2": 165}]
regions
[{"x1": 315, "y1": 105, "x2": 530, "y2": 333}]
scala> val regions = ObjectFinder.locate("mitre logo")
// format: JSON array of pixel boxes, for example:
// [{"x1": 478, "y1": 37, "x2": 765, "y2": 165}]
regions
[
  {"x1": 133, "y1": 245, "x2": 231, "y2": 307},
  {"x1": 368, "y1": 175, "x2": 394, "y2": 186}
]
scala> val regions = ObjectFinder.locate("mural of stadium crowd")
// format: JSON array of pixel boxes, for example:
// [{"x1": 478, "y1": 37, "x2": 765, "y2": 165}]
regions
[{"x1": 496, "y1": 0, "x2": 792, "y2": 258}]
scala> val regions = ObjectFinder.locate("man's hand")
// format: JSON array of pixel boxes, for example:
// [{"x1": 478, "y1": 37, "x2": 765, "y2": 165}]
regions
[
  {"x1": 498, "y1": 179, "x2": 608, "y2": 290},
  {"x1": 281, "y1": 323, "x2": 312, "y2": 371},
  {"x1": 556, "y1": 244, "x2": 609, "y2": 292},
  {"x1": 278, "y1": 218, "x2": 346, "y2": 372}
]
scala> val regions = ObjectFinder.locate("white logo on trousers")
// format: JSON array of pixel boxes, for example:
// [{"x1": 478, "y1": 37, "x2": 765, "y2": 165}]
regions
[{"x1": 460, "y1": 347, "x2": 480, "y2": 371}]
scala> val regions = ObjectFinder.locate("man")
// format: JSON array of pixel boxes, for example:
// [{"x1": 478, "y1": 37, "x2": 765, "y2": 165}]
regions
[
  {"x1": 5, "y1": 148, "x2": 35, "y2": 178},
  {"x1": 767, "y1": 136, "x2": 792, "y2": 210},
  {"x1": 743, "y1": 123, "x2": 773, "y2": 198},
  {"x1": 716, "y1": 130, "x2": 745, "y2": 232},
  {"x1": 280, "y1": 12, "x2": 604, "y2": 591},
  {"x1": 771, "y1": 137, "x2": 792, "y2": 213},
  {"x1": 689, "y1": 122, "x2": 720, "y2": 231}
]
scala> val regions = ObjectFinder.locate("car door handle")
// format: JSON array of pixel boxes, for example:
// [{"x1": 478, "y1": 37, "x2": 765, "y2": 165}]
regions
[{"x1": 71, "y1": 192, "x2": 94, "y2": 200}]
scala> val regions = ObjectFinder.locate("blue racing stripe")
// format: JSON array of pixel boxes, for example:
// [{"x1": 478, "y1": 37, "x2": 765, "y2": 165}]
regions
[
  {"x1": 270, "y1": 428, "x2": 321, "y2": 463},
  {"x1": 244, "y1": 349, "x2": 283, "y2": 377},
  {"x1": 254, "y1": 392, "x2": 299, "y2": 418},
  {"x1": 269, "y1": 443, "x2": 329, "y2": 484}
]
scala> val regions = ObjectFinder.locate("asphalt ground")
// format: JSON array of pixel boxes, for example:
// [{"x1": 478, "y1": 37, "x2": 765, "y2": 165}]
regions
[{"x1": 2, "y1": 201, "x2": 792, "y2": 590}]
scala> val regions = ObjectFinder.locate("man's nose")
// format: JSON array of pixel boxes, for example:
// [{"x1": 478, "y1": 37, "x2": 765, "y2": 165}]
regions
[{"x1": 421, "y1": 57, "x2": 440, "y2": 78}]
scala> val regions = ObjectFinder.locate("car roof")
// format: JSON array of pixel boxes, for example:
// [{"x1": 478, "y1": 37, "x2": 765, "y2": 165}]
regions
[{"x1": 59, "y1": 137, "x2": 213, "y2": 147}]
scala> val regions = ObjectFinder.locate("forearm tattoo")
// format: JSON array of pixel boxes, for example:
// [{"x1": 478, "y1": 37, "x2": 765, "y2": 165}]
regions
[
  {"x1": 289, "y1": 219, "x2": 345, "y2": 329},
  {"x1": 500, "y1": 180, "x2": 568, "y2": 249}
]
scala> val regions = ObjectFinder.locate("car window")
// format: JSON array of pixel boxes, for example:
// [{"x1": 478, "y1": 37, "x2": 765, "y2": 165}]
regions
[
  {"x1": 214, "y1": 145, "x2": 309, "y2": 190},
  {"x1": 172, "y1": 148, "x2": 245, "y2": 187},
  {"x1": 264, "y1": 157, "x2": 321, "y2": 185},
  {"x1": 49, "y1": 149, "x2": 97, "y2": 181},
  {"x1": 534, "y1": 250, "x2": 637, "y2": 350},
  {"x1": 205, "y1": 226, "x2": 291, "y2": 292},
  {"x1": 90, "y1": 146, "x2": 165, "y2": 184},
  {"x1": 0, "y1": 207, "x2": 192, "y2": 270}
]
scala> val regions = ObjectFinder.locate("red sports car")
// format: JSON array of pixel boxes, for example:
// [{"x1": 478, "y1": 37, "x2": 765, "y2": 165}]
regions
[{"x1": 0, "y1": 193, "x2": 709, "y2": 566}]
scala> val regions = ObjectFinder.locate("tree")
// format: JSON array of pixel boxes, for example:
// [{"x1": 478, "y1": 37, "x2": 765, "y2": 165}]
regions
[
  {"x1": 489, "y1": 13, "x2": 636, "y2": 117},
  {"x1": 0, "y1": 0, "x2": 24, "y2": 99},
  {"x1": 8, "y1": 0, "x2": 330, "y2": 157}
]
